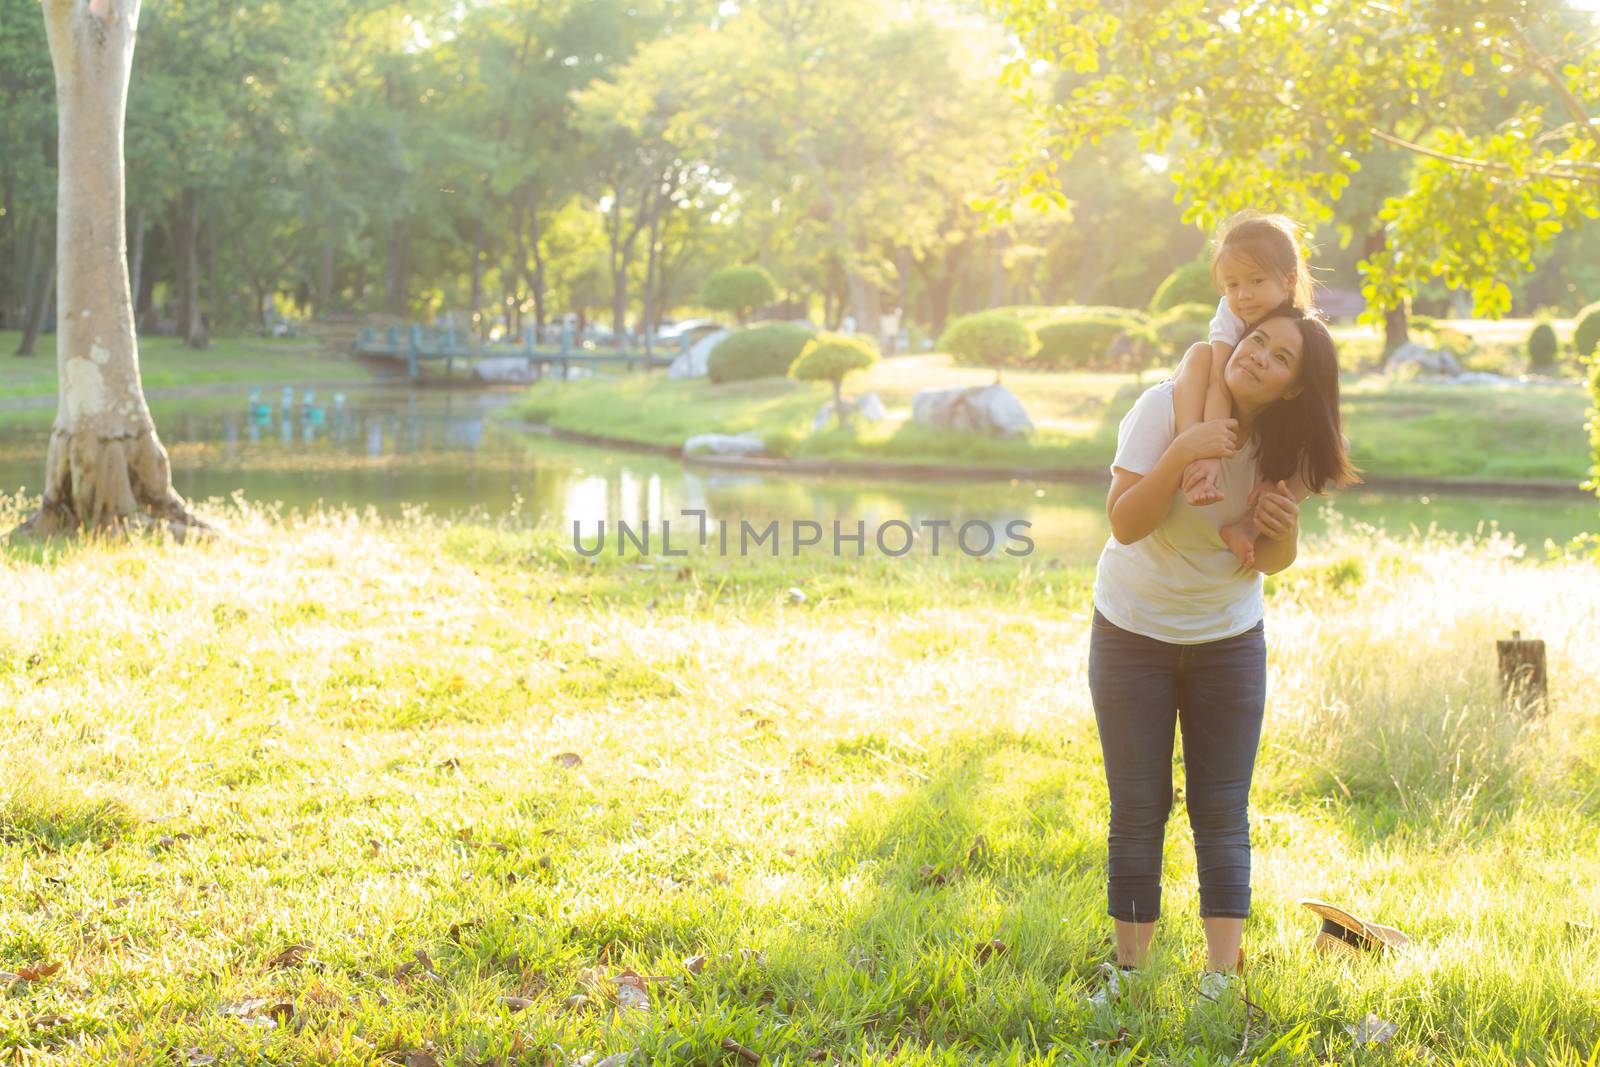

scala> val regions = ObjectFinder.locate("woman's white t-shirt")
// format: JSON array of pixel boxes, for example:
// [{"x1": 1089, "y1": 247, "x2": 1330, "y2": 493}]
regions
[{"x1": 1092, "y1": 377, "x2": 1265, "y2": 644}]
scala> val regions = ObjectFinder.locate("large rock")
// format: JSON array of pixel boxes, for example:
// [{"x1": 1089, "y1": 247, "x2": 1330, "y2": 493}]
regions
[
  {"x1": 811, "y1": 392, "x2": 888, "y2": 431},
  {"x1": 667, "y1": 328, "x2": 733, "y2": 379},
  {"x1": 1385, "y1": 341, "x2": 1462, "y2": 377},
  {"x1": 911, "y1": 384, "x2": 1035, "y2": 438},
  {"x1": 683, "y1": 432, "x2": 766, "y2": 458}
]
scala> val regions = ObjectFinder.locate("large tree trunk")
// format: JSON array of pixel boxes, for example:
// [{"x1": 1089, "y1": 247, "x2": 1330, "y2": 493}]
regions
[
  {"x1": 468, "y1": 213, "x2": 484, "y2": 340},
  {"x1": 173, "y1": 185, "x2": 206, "y2": 347},
  {"x1": 525, "y1": 186, "x2": 547, "y2": 334},
  {"x1": 1364, "y1": 227, "x2": 1410, "y2": 355},
  {"x1": 11, "y1": 0, "x2": 208, "y2": 543}
]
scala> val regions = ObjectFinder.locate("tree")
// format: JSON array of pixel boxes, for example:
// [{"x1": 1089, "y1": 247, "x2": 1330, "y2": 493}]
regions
[
  {"x1": 937, "y1": 311, "x2": 1036, "y2": 385},
  {"x1": 790, "y1": 332, "x2": 879, "y2": 422},
  {"x1": 699, "y1": 265, "x2": 777, "y2": 324},
  {"x1": 985, "y1": 0, "x2": 1600, "y2": 326},
  {"x1": 11, "y1": 0, "x2": 207, "y2": 541}
]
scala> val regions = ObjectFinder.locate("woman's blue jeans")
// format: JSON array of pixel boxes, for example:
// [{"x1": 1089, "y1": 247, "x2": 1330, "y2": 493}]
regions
[{"x1": 1086, "y1": 606, "x2": 1267, "y2": 922}]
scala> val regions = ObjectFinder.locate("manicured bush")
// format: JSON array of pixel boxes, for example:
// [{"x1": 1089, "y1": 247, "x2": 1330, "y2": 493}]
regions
[
  {"x1": 1574, "y1": 300, "x2": 1600, "y2": 363},
  {"x1": 993, "y1": 304, "x2": 1150, "y2": 328},
  {"x1": 706, "y1": 322, "x2": 816, "y2": 383},
  {"x1": 791, "y1": 332, "x2": 880, "y2": 419},
  {"x1": 937, "y1": 311, "x2": 1037, "y2": 381},
  {"x1": 1149, "y1": 260, "x2": 1217, "y2": 313},
  {"x1": 1527, "y1": 320, "x2": 1559, "y2": 371},
  {"x1": 1034, "y1": 314, "x2": 1143, "y2": 369},
  {"x1": 1148, "y1": 302, "x2": 1216, "y2": 350},
  {"x1": 699, "y1": 265, "x2": 778, "y2": 324}
]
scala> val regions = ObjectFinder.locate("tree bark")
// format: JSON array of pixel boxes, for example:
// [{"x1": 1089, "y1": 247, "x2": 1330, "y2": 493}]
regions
[
  {"x1": 1364, "y1": 227, "x2": 1410, "y2": 355},
  {"x1": 525, "y1": 186, "x2": 547, "y2": 335},
  {"x1": 173, "y1": 186, "x2": 206, "y2": 346},
  {"x1": 469, "y1": 213, "x2": 485, "y2": 340},
  {"x1": 11, "y1": 0, "x2": 209, "y2": 543}
]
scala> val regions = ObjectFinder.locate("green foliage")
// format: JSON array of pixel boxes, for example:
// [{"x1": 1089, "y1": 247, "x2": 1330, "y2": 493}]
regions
[
  {"x1": 1574, "y1": 301, "x2": 1600, "y2": 363},
  {"x1": 937, "y1": 312, "x2": 1037, "y2": 371},
  {"x1": 1148, "y1": 302, "x2": 1215, "y2": 350},
  {"x1": 706, "y1": 323, "x2": 816, "y2": 383},
  {"x1": 1149, "y1": 261, "x2": 1216, "y2": 313},
  {"x1": 790, "y1": 332, "x2": 880, "y2": 386},
  {"x1": 1527, "y1": 320, "x2": 1559, "y2": 371},
  {"x1": 1034, "y1": 314, "x2": 1142, "y2": 369},
  {"x1": 986, "y1": 0, "x2": 1600, "y2": 323},
  {"x1": 698, "y1": 265, "x2": 779, "y2": 322}
]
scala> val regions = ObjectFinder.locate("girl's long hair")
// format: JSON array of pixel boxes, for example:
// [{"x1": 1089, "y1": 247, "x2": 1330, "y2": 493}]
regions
[
  {"x1": 1211, "y1": 211, "x2": 1316, "y2": 313},
  {"x1": 1246, "y1": 304, "x2": 1363, "y2": 495}
]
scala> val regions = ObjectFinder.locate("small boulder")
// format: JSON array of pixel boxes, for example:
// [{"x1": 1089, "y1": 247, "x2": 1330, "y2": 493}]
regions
[
  {"x1": 683, "y1": 433, "x2": 766, "y2": 458},
  {"x1": 911, "y1": 384, "x2": 1034, "y2": 438},
  {"x1": 811, "y1": 392, "x2": 888, "y2": 431},
  {"x1": 1385, "y1": 341, "x2": 1462, "y2": 377}
]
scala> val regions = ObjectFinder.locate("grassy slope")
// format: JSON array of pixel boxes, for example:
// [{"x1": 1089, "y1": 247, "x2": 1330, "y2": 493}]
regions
[
  {"x1": 2, "y1": 500, "x2": 1597, "y2": 1064},
  {"x1": 506, "y1": 354, "x2": 1594, "y2": 484},
  {"x1": 0, "y1": 332, "x2": 376, "y2": 400}
]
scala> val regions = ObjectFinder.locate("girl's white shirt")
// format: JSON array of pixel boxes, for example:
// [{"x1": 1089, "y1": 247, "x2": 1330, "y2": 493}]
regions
[
  {"x1": 1093, "y1": 378, "x2": 1265, "y2": 644},
  {"x1": 1208, "y1": 296, "x2": 1246, "y2": 345}
]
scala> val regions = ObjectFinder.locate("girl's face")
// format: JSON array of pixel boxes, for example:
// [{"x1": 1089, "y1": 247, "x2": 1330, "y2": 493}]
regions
[
  {"x1": 1218, "y1": 252, "x2": 1291, "y2": 324},
  {"x1": 1224, "y1": 316, "x2": 1304, "y2": 410}
]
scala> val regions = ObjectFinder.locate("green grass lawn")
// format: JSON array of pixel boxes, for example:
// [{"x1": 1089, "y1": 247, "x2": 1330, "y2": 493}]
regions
[
  {"x1": 505, "y1": 354, "x2": 1596, "y2": 485},
  {"x1": 0, "y1": 331, "x2": 378, "y2": 401},
  {"x1": 2, "y1": 497, "x2": 1597, "y2": 1063}
]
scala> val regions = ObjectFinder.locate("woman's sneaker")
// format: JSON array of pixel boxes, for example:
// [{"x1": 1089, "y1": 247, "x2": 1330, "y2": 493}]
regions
[
  {"x1": 1085, "y1": 961, "x2": 1138, "y2": 1007},
  {"x1": 1197, "y1": 968, "x2": 1239, "y2": 1005}
]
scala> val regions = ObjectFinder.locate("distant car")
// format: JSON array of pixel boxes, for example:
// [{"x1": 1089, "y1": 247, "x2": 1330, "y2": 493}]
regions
[{"x1": 652, "y1": 318, "x2": 725, "y2": 346}]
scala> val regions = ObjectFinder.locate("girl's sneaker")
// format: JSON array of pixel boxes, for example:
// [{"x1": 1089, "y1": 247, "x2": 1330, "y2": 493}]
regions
[{"x1": 1085, "y1": 961, "x2": 1138, "y2": 1007}]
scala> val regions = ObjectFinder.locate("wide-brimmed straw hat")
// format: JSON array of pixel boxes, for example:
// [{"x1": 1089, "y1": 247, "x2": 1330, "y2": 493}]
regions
[{"x1": 1299, "y1": 898, "x2": 1410, "y2": 957}]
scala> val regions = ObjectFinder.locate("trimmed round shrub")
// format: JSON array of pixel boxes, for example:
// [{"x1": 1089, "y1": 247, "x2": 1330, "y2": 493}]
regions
[
  {"x1": 791, "y1": 332, "x2": 880, "y2": 411},
  {"x1": 1148, "y1": 302, "x2": 1216, "y2": 350},
  {"x1": 937, "y1": 311, "x2": 1037, "y2": 370},
  {"x1": 1034, "y1": 314, "x2": 1143, "y2": 369},
  {"x1": 1528, "y1": 320, "x2": 1559, "y2": 371},
  {"x1": 706, "y1": 322, "x2": 815, "y2": 383},
  {"x1": 1574, "y1": 300, "x2": 1600, "y2": 362},
  {"x1": 1149, "y1": 260, "x2": 1217, "y2": 313},
  {"x1": 699, "y1": 265, "x2": 778, "y2": 323}
]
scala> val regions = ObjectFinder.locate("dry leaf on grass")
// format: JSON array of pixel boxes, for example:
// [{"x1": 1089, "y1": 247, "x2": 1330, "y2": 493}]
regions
[
  {"x1": 552, "y1": 752, "x2": 583, "y2": 768},
  {"x1": 613, "y1": 973, "x2": 650, "y2": 1012},
  {"x1": 973, "y1": 940, "x2": 1007, "y2": 964},
  {"x1": 15, "y1": 961, "x2": 63, "y2": 982},
  {"x1": 267, "y1": 944, "x2": 312, "y2": 969},
  {"x1": 498, "y1": 995, "x2": 535, "y2": 1012}
]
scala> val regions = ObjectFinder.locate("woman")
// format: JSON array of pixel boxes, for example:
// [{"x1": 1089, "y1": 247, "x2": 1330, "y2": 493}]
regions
[{"x1": 1085, "y1": 303, "x2": 1359, "y2": 1011}]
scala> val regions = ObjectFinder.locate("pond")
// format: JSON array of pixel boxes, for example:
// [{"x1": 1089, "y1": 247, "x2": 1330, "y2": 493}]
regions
[{"x1": 1, "y1": 386, "x2": 1595, "y2": 563}]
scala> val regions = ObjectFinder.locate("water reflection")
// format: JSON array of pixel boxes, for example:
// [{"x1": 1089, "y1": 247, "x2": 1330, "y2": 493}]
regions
[{"x1": 0, "y1": 386, "x2": 1594, "y2": 563}]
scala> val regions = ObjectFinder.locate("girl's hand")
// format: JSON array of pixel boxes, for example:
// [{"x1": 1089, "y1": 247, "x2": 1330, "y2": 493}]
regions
[
  {"x1": 1254, "y1": 480, "x2": 1298, "y2": 540},
  {"x1": 1175, "y1": 418, "x2": 1238, "y2": 465}
]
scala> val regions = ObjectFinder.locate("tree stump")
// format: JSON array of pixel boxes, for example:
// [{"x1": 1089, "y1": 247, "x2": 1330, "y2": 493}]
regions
[{"x1": 1496, "y1": 630, "x2": 1547, "y2": 716}]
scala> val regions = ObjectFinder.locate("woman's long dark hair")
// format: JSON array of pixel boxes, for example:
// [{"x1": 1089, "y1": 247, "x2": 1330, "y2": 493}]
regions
[{"x1": 1243, "y1": 303, "x2": 1363, "y2": 495}]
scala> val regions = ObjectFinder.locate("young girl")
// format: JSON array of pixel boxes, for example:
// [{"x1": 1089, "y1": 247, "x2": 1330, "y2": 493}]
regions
[{"x1": 1171, "y1": 212, "x2": 1334, "y2": 570}]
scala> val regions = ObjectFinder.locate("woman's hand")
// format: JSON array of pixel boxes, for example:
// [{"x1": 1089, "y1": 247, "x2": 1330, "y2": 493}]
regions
[
  {"x1": 1251, "y1": 480, "x2": 1299, "y2": 540},
  {"x1": 1175, "y1": 418, "x2": 1238, "y2": 466}
]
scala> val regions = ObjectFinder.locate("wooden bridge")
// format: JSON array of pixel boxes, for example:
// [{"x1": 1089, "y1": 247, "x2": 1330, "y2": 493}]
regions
[{"x1": 354, "y1": 323, "x2": 689, "y2": 380}]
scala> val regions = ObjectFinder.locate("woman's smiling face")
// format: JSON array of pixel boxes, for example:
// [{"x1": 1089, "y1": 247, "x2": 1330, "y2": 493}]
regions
[{"x1": 1224, "y1": 316, "x2": 1303, "y2": 408}]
